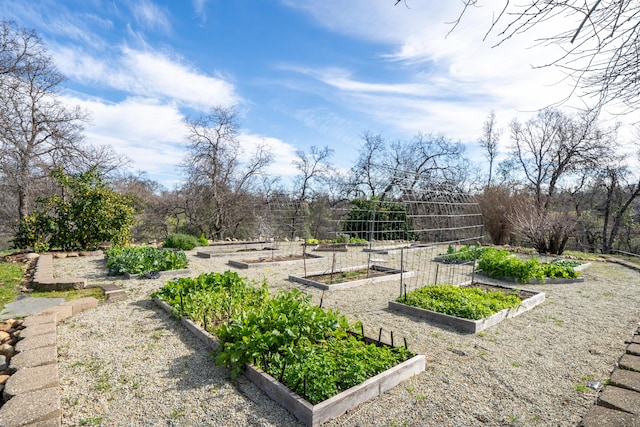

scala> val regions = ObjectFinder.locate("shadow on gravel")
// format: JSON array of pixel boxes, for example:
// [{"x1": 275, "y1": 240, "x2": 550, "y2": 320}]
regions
[{"x1": 131, "y1": 298, "x2": 303, "y2": 426}]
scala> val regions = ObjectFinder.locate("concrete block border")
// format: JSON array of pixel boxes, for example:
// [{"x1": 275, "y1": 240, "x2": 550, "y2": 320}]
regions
[
  {"x1": 289, "y1": 264, "x2": 416, "y2": 291},
  {"x1": 32, "y1": 254, "x2": 87, "y2": 291},
  {"x1": 154, "y1": 297, "x2": 425, "y2": 427},
  {"x1": 389, "y1": 283, "x2": 546, "y2": 333},
  {"x1": 0, "y1": 297, "x2": 99, "y2": 427}
]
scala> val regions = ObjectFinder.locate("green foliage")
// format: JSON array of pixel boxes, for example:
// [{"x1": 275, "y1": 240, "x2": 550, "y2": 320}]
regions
[
  {"x1": 341, "y1": 198, "x2": 415, "y2": 241},
  {"x1": 398, "y1": 284, "x2": 522, "y2": 320},
  {"x1": 164, "y1": 234, "x2": 199, "y2": 250},
  {"x1": 13, "y1": 168, "x2": 135, "y2": 251},
  {"x1": 439, "y1": 244, "x2": 489, "y2": 262},
  {"x1": 198, "y1": 233, "x2": 209, "y2": 246},
  {"x1": 106, "y1": 246, "x2": 188, "y2": 275},
  {"x1": 550, "y1": 259, "x2": 584, "y2": 268},
  {"x1": 155, "y1": 276, "x2": 414, "y2": 404},
  {"x1": 0, "y1": 262, "x2": 23, "y2": 310},
  {"x1": 151, "y1": 271, "x2": 269, "y2": 325},
  {"x1": 477, "y1": 248, "x2": 580, "y2": 283}
]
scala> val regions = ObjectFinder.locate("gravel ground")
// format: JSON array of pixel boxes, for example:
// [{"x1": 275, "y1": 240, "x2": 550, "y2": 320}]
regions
[{"x1": 53, "y1": 243, "x2": 640, "y2": 426}]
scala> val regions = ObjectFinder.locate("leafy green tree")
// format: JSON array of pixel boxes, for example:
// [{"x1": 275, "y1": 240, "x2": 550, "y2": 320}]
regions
[
  {"x1": 13, "y1": 168, "x2": 135, "y2": 251},
  {"x1": 341, "y1": 198, "x2": 414, "y2": 241}
]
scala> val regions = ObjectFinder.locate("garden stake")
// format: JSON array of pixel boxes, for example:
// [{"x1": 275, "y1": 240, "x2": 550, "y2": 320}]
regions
[
  {"x1": 377, "y1": 327, "x2": 383, "y2": 346},
  {"x1": 319, "y1": 290, "x2": 324, "y2": 308},
  {"x1": 303, "y1": 375, "x2": 307, "y2": 398},
  {"x1": 404, "y1": 337, "x2": 408, "y2": 349},
  {"x1": 471, "y1": 245, "x2": 477, "y2": 284},
  {"x1": 203, "y1": 313, "x2": 207, "y2": 332},
  {"x1": 361, "y1": 323, "x2": 365, "y2": 341},
  {"x1": 279, "y1": 360, "x2": 287, "y2": 382},
  {"x1": 391, "y1": 330, "x2": 394, "y2": 347},
  {"x1": 302, "y1": 244, "x2": 307, "y2": 277},
  {"x1": 434, "y1": 263, "x2": 439, "y2": 285},
  {"x1": 399, "y1": 248, "x2": 404, "y2": 296},
  {"x1": 179, "y1": 292, "x2": 184, "y2": 314}
]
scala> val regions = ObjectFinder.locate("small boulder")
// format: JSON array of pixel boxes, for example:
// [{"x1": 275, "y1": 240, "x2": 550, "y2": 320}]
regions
[
  {"x1": 0, "y1": 375, "x2": 9, "y2": 385},
  {"x1": 0, "y1": 344, "x2": 15, "y2": 358},
  {"x1": 0, "y1": 331, "x2": 10, "y2": 344}
]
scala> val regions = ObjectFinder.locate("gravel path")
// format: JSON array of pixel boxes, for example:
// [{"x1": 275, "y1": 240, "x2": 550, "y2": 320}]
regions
[{"x1": 53, "y1": 244, "x2": 640, "y2": 426}]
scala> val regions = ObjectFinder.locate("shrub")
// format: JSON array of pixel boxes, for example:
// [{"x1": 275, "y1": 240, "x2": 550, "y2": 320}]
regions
[
  {"x1": 476, "y1": 247, "x2": 580, "y2": 283},
  {"x1": 163, "y1": 234, "x2": 199, "y2": 250},
  {"x1": 13, "y1": 168, "x2": 135, "y2": 251},
  {"x1": 198, "y1": 233, "x2": 208, "y2": 246}
]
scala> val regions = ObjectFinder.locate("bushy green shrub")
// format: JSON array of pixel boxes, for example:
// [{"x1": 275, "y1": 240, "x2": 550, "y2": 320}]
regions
[
  {"x1": 163, "y1": 234, "x2": 199, "y2": 250},
  {"x1": 106, "y1": 246, "x2": 188, "y2": 275},
  {"x1": 198, "y1": 233, "x2": 208, "y2": 246},
  {"x1": 13, "y1": 168, "x2": 135, "y2": 251}
]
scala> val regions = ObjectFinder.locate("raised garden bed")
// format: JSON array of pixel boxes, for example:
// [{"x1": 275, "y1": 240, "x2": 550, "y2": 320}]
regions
[
  {"x1": 152, "y1": 274, "x2": 425, "y2": 427},
  {"x1": 196, "y1": 247, "x2": 280, "y2": 259},
  {"x1": 122, "y1": 268, "x2": 192, "y2": 280},
  {"x1": 289, "y1": 264, "x2": 415, "y2": 291},
  {"x1": 389, "y1": 283, "x2": 545, "y2": 333},
  {"x1": 312, "y1": 243, "x2": 348, "y2": 252},
  {"x1": 228, "y1": 253, "x2": 326, "y2": 269}
]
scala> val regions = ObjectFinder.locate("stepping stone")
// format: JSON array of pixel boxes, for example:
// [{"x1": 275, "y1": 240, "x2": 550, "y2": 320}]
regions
[
  {"x1": 620, "y1": 354, "x2": 640, "y2": 372},
  {"x1": 599, "y1": 385, "x2": 640, "y2": 415},
  {"x1": 0, "y1": 387, "x2": 60, "y2": 427},
  {"x1": 611, "y1": 368, "x2": 640, "y2": 394},
  {"x1": 0, "y1": 298, "x2": 65, "y2": 320},
  {"x1": 580, "y1": 405, "x2": 637, "y2": 426}
]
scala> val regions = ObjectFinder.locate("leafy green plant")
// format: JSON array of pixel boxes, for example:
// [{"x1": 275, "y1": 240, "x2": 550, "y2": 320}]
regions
[
  {"x1": 106, "y1": 246, "x2": 188, "y2": 275},
  {"x1": 164, "y1": 234, "x2": 199, "y2": 250},
  {"x1": 198, "y1": 233, "x2": 209, "y2": 246},
  {"x1": 476, "y1": 248, "x2": 580, "y2": 283},
  {"x1": 397, "y1": 284, "x2": 522, "y2": 320},
  {"x1": 151, "y1": 271, "x2": 269, "y2": 326},
  {"x1": 438, "y1": 244, "x2": 489, "y2": 262},
  {"x1": 13, "y1": 168, "x2": 135, "y2": 251},
  {"x1": 155, "y1": 275, "x2": 414, "y2": 404}
]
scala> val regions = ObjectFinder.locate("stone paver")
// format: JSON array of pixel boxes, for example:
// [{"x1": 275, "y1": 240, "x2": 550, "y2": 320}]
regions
[
  {"x1": 19, "y1": 322, "x2": 57, "y2": 339},
  {"x1": 61, "y1": 297, "x2": 98, "y2": 314},
  {"x1": 0, "y1": 388, "x2": 60, "y2": 427},
  {"x1": 599, "y1": 385, "x2": 640, "y2": 415},
  {"x1": 3, "y1": 364, "x2": 59, "y2": 400},
  {"x1": 22, "y1": 313, "x2": 57, "y2": 328},
  {"x1": 10, "y1": 346, "x2": 57, "y2": 369},
  {"x1": 580, "y1": 405, "x2": 638, "y2": 426},
  {"x1": 0, "y1": 299, "x2": 65, "y2": 321},
  {"x1": 611, "y1": 368, "x2": 640, "y2": 394},
  {"x1": 620, "y1": 354, "x2": 640, "y2": 373},
  {"x1": 628, "y1": 343, "x2": 640, "y2": 356},
  {"x1": 15, "y1": 332, "x2": 57, "y2": 352}
]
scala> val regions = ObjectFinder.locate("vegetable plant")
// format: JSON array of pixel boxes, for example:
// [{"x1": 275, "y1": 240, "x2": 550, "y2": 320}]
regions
[
  {"x1": 153, "y1": 275, "x2": 414, "y2": 404},
  {"x1": 398, "y1": 284, "x2": 522, "y2": 320},
  {"x1": 106, "y1": 246, "x2": 188, "y2": 275},
  {"x1": 163, "y1": 233, "x2": 199, "y2": 250},
  {"x1": 476, "y1": 248, "x2": 580, "y2": 283}
]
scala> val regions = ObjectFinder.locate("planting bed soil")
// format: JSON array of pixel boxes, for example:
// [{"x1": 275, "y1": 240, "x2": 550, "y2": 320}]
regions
[
  {"x1": 389, "y1": 283, "x2": 545, "y2": 333},
  {"x1": 228, "y1": 253, "x2": 326, "y2": 269},
  {"x1": 290, "y1": 264, "x2": 415, "y2": 291},
  {"x1": 312, "y1": 243, "x2": 348, "y2": 252},
  {"x1": 153, "y1": 297, "x2": 425, "y2": 427}
]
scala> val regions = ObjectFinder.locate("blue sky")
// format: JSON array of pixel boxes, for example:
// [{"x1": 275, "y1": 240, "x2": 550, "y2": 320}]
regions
[{"x1": 2, "y1": 1, "x2": 634, "y2": 189}]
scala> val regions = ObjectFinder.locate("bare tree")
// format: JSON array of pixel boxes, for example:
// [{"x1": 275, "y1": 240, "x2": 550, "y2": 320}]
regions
[
  {"x1": 508, "y1": 107, "x2": 615, "y2": 253},
  {"x1": 453, "y1": 1, "x2": 640, "y2": 111},
  {"x1": 292, "y1": 145, "x2": 335, "y2": 202},
  {"x1": 348, "y1": 132, "x2": 387, "y2": 198},
  {"x1": 380, "y1": 133, "x2": 467, "y2": 199},
  {"x1": 478, "y1": 110, "x2": 501, "y2": 187},
  {"x1": 0, "y1": 21, "x2": 88, "y2": 220},
  {"x1": 181, "y1": 106, "x2": 272, "y2": 239}
]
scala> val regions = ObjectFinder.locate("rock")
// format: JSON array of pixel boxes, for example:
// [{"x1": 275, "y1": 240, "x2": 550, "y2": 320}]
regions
[
  {"x1": 0, "y1": 321, "x2": 13, "y2": 333},
  {"x1": 53, "y1": 252, "x2": 67, "y2": 258},
  {"x1": 0, "y1": 374, "x2": 9, "y2": 385},
  {"x1": 79, "y1": 251, "x2": 92, "y2": 257},
  {"x1": 24, "y1": 253, "x2": 40, "y2": 260},
  {"x1": 67, "y1": 252, "x2": 79, "y2": 257},
  {"x1": 0, "y1": 344, "x2": 15, "y2": 358},
  {"x1": 0, "y1": 331, "x2": 10, "y2": 344},
  {"x1": 12, "y1": 319, "x2": 23, "y2": 328},
  {"x1": 0, "y1": 355, "x2": 7, "y2": 371}
]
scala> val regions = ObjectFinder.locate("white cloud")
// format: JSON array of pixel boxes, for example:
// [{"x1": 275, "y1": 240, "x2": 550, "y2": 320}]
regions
[
  {"x1": 50, "y1": 45, "x2": 239, "y2": 111},
  {"x1": 192, "y1": 0, "x2": 207, "y2": 23},
  {"x1": 64, "y1": 95, "x2": 188, "y2": 187},
  {"x1": 239, "y1": 134, "x2": 299, "y2": 177},
  {"x1": 132, "y1": 0, "x2": 172, "y2": 34}
]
